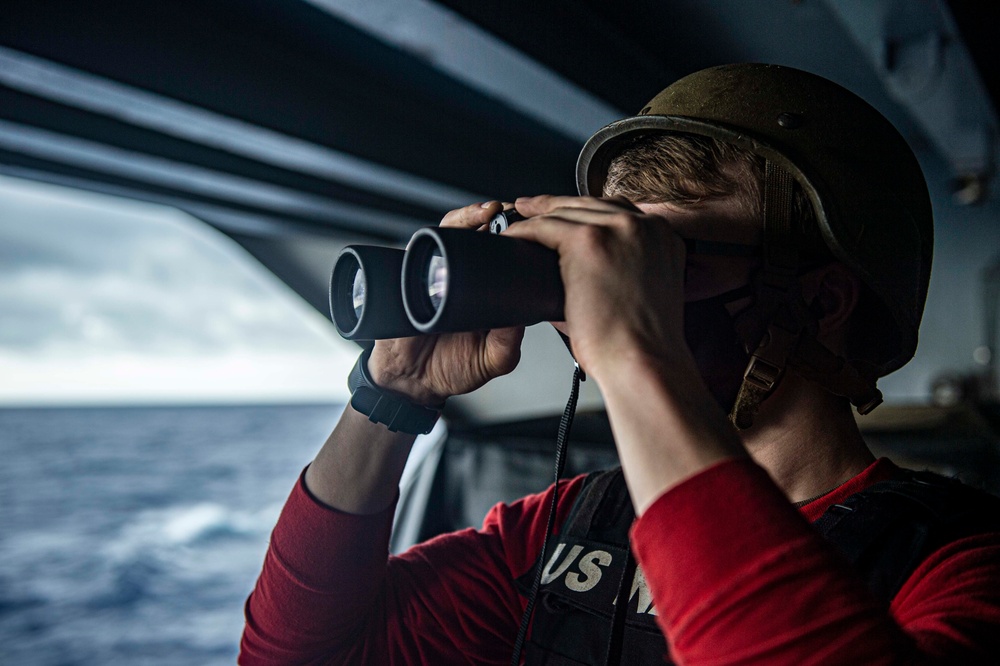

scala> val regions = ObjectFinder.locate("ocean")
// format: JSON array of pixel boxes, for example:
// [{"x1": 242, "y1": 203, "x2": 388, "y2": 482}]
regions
[{"x1": 0, "y1": 404, "x2": 344, "y2": 666}]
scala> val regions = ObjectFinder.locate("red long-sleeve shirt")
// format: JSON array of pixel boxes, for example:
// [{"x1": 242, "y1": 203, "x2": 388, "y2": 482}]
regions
[{"x1": 240, "y1": 458, "x2": 1000, "y2": 664}]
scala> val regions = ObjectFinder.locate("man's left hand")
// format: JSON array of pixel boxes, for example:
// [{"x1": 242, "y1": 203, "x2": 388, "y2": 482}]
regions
[{"x1": 504, "y1": 195, "x2": 688, "y2": 382}]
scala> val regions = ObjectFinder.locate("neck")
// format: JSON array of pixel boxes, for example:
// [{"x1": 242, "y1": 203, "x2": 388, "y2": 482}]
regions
[{"x1": 739, "y1": 374, "x2": 875, "y2": 504}]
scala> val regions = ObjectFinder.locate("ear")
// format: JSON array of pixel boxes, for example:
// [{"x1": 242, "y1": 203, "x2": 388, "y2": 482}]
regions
[{"x1": 800, "y1": 262, "x2": 860, "y2": 340}]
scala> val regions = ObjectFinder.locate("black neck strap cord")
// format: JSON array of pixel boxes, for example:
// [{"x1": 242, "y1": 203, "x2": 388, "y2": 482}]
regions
[
  {"x1": 604, "y1": 545, "x2": 637, "y2": 665},
  {"x1": 509, "y1": 333, "x2": 584, "y2": 666}
]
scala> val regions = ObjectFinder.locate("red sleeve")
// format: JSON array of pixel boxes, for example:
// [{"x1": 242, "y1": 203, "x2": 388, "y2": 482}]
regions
[
  {"x1": 239, "y1": 469, "x2": 586, "y2": 665},
  {"x1": 631, "y1": 458, "x2": 1000, "y2": 665}
]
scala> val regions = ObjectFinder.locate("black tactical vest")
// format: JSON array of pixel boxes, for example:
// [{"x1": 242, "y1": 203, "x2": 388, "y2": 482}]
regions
[{"x1": 516, "y1": 466, "x2": 1000, "y2": 665}]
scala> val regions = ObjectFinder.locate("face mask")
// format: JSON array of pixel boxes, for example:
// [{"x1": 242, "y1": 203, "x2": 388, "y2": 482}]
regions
[{"x1": 682, "y1": 285, "x2": 754, "y2": 411}]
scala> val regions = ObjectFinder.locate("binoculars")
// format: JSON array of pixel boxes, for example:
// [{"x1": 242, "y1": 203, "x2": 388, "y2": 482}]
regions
[{"x1": 330, "y1": 211, "x2": 565, "y2": 340}]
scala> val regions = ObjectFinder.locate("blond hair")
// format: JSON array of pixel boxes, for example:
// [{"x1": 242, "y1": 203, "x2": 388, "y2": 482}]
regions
[{"x1": 603, "y1": 133, "x2": 819, "y2": 254}]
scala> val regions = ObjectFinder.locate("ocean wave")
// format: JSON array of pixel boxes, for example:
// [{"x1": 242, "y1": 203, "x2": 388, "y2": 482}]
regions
[{"x1": 109, "y1": 501, "x2": 281, "y2": 557}]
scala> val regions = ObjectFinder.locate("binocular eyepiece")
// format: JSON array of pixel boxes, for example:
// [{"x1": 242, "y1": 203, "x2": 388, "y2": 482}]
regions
[{"x1": 330, "y1": 211, "x2": 564, "y2": 340}]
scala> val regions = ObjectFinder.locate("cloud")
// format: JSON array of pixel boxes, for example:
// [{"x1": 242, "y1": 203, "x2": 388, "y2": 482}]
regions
[{"x1": 0, "y1": 176, "x2": 356, "y2": 404}]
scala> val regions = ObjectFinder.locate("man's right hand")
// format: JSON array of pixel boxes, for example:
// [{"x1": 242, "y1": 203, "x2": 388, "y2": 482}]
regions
[
  {"x1": 306, "y1": 202, "x2": 525, "y2": 515},
  {"x1": 367, "y1": 201, "x2": 526, "y2": 406}
]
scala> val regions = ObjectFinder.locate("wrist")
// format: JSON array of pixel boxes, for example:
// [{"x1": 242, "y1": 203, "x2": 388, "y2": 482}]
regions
[
  {"x1": 368, "y1": 346, "x2": 450, "y2": 407},
  {"x1": 597, "y1": 347, "x2": 746, "y2": 514},
  {"x1": 348, "y1": 349, "x2": 442, "y2": 435},
  {"x1": 583, "y1": 331, "x2": 691, "y2": 386}
]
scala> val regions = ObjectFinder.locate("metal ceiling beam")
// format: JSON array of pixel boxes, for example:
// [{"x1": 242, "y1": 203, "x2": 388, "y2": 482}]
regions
[
  {"x1": 303, "y1": 0, "x2": 623, "y2": 142},
  {"x1": 0, "y1": 46, "x2": 484, "y2": 211},
  {"x1": 0, "y1": 120, "x2": 429, "y2": 238},
  {"x1": 0, "y1": 163, "x2": 373, "y2": 243},
  {"x1": 431, "y1": 0, "x2": 688, "y2": 113},
  {"x1": 0, "y1": 0, "x2": 581, "y2": 200}
]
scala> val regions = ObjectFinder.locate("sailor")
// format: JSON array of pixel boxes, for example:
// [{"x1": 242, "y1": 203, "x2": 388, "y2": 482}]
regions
[{"x1": 241, "y1": 64, "x2": 1000, "y2": 665}]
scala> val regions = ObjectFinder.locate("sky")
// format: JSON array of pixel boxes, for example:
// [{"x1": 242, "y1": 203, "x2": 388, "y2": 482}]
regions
[{"x1": 0, "y1": 175, "x2": 356, "y2": 406}]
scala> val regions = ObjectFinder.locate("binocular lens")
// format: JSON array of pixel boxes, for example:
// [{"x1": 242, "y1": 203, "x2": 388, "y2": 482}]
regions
[
  {"x1": 401, "y1": 226, "x2": 564, "y2": 333},
  {"x1": 402, "y1": 231, "x2": 448, "y2": 329},
  {"x1": 352, "y1": 268, "x2": 366, "y2": 319},
  {"x1": 426, "y1": 252, "x2": 447, "y2": 312},
  {"x1": 331, "y1": 245, "x2": 419, "y2": 340}
]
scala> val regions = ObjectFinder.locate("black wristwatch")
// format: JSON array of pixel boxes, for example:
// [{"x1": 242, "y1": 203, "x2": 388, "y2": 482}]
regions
[{"x1": 347, "y1": 348, "x2": 441, "y2": 435}]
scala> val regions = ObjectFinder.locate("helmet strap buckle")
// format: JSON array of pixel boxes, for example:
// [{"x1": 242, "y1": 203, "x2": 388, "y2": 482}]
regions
[{"x1": 731, "y1": 320, "x2": 801, "y2": 430}]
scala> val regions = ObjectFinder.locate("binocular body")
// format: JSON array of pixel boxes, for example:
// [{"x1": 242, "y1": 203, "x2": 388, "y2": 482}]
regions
[{"x1": 331, "y1": 222, "x2": 564, "y2": 340}]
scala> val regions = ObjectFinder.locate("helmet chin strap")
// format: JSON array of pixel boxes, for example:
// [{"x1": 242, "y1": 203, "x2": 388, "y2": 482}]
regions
[{"x1": 729, "y1": 161, "x2": 883, "y2": 430}]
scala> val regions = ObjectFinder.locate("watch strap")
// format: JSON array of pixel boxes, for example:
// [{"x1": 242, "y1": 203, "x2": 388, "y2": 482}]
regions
[{"x1": 347, "y1": 349, "x2": 441, "y2": 435}]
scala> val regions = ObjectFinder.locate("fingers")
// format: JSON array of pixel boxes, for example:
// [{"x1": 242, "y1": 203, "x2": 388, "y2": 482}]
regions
[
  {"x1": 508, "y1": 195, "x2": 644, "y2": 241},
  {"x1": 437, "y1": 196, "x2": 643, "y2": 251},
  {"x1": 439, "y1": 195, "x2": 633, "y2": 233},
  {"x1": 504, "y1": 197, "x2": 686, "y2": 272},
  {"x1": 440, "y1": 201, "x2": 504, "y2": 229},
  {"x1": 501, "y1": 213, "x2": 584, "y2": 252},
  {"x1": 515, "y1": 194, "x2": 640, "y2": 218},
  {"x1": 502, "y1": 199, "x2": 644, "y2": 250}
]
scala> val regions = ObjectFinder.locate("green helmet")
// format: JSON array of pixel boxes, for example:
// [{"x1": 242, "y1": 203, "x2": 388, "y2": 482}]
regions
[{"x1": 577, "y1": 63, "x2": 933, "y2": 380}]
